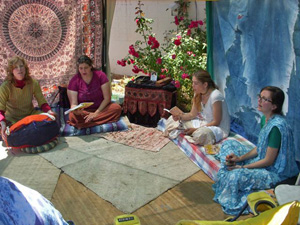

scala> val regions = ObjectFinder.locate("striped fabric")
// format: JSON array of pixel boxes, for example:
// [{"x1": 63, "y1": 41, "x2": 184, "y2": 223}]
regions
[
  {"x1": 158, "y1": 118, "x2": 255, "y2": 181},
  {"x1": 54, "y1": 106, "x2": 128, "y2": 136},
  {"x1": 19, "y1": 138, "x2": 58, "y2": 154}
]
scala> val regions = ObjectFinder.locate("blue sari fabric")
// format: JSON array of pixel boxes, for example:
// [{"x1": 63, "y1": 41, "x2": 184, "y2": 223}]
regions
[
  {"x1": 213, "y1": 115, "x2": 299, "y2": 215},
  {"x1": 0, "y1": 176, "x2": 69, "y2": 225}
]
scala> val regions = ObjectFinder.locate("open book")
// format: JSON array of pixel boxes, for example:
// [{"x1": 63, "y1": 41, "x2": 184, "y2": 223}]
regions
[
  {"x1": 163, "y1": 106, "x2": 183, "y2": 116},
  {"x1": 64, "y1": 102, "x2": 94, "y2": 115}
]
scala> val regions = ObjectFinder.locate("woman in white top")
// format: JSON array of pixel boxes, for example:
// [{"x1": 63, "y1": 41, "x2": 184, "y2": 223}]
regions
[{"x1": 165, "y1": 69, "x2": 230, "y2": 145}]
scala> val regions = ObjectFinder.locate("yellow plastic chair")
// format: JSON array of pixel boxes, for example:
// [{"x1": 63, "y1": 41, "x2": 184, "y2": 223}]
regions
[{"x1": 176, "y1": 201, "x2": 300, "y2": 225}]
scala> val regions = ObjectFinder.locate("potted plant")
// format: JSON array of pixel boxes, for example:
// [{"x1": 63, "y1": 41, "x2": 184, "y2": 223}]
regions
[{"x1": 117, "y1": 0, "x2": 207, "y2": 110}]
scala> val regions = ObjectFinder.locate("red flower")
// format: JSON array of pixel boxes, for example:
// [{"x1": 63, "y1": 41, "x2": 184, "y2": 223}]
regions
[
  {"x1": 159, "y1": 74, "x2": 166, "y2": 79},
  {"x1": 132, "y1": 65, "x2": 142, "y2": 74},
  {"x1": 151, "y1": 41, "x2": 160, "y2": 49},
  {"x1": 161, "y1": 68, "x2": 168, "y2": 73},
  {"x1": 172, "y1": 54, "x2": 176, "y2": 59},
  {"x1": 156, "y1": 58, "x2": 162, "y2": 64},
  {"x1": 188, "y1": 21, "x2": 198, "y2": 28},
  {"x1": 117, "y1": 59, "x2": 126, "y2": 67},
  {"x1": 188, "y1": 20, "x2": 204, "y2": 29},
  {"x1": 174, "y1": 38, "x2": 181, "y2": 46},
  {"x1": 174, "y1": 80, "x2": 181, "y2": 88},
  {"x1": 128, "y1": 45, "x2": 139, "y2": 58},
  {"x1": 181, "y1": 73, "x2": 189, "y2": 79},
  {"x1": 186, "y1": 29, "x2": 191, "y2": 36},
  {"x1": 148, "y1": 36, "x2": 160, "y2": 49},
  {"x1": 174, "y1": 16, "x2": 179, "y2": 25}
]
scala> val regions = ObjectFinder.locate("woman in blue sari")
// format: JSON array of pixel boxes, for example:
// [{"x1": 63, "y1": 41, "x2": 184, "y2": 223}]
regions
[{"x1": 213, "y1": 86, "x2": 299, "y2": 215}]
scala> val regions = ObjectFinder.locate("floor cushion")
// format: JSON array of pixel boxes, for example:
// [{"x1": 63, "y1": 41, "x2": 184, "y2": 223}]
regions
[
  {"x1": 6, "y1": 114, "x2": 59, "y2": 151},
  {"x1": 53, "y1": 105, "x2": 128, "y2": 136}
]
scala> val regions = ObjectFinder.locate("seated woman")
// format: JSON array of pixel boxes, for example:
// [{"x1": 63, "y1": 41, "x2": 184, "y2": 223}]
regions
[
  {"x1": 67, "y1": 55, "x2": 122, "y2": 129},
  {"x1": 0, "y1": 56, "x2": 56, "y2": 143},
  {"x1": 164, "y1": 69, "x2": 230, "y2": 145},
  {"x1": 213, "y1": 86, "x2": 300, "y2": 215}
]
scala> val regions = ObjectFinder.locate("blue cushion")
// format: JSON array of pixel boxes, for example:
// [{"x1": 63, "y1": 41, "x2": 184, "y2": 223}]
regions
[{"x1": 53, "y1": 105, "x2": 128, "y2": 136}]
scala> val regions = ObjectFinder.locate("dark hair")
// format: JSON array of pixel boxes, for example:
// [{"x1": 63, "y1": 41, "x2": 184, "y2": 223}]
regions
[
  {"x1": 261, "y1": 86, "x2": 285, "y2": 115},
  {"x1": 77, "y1": 55, "x2": 94, "y2": 69},
  {"x1": 193, "y1": 69, "x2": 218, "y2": 90}
]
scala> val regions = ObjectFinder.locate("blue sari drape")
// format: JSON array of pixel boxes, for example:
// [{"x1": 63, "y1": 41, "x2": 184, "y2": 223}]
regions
[
  {"x1": 213, "y1": 115, "x2": 299, "y2": 215},
  {"x1": 209, "y1": 0, "x2": 300, "y2": 162}
]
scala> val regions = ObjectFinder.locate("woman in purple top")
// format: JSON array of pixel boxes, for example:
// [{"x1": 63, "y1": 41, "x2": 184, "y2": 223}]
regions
[{"x1": 67, "y1": 55, "x2": 122, "y2": 129}]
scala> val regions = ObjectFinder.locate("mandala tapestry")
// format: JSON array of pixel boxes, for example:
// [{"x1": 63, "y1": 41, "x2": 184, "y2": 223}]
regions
[{"x1": 0, "y1": 0, "x2": 103, "y2": 104}]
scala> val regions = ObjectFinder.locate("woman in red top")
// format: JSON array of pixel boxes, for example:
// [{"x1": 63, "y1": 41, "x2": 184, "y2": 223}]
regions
[{"x1": 67, "y1": 55, "x2": 122, "y2": 129}]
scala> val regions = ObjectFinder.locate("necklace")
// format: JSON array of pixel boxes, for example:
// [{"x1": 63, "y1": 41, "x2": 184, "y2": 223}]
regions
[
  {"x1": 202, "y1": 88, "x2": 210, "y2": 96},
  {"x1": 202, "y1": 88, "x2": 214, "y2": 107}
]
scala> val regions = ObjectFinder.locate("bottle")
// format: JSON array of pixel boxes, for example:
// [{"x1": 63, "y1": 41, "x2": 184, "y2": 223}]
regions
[{"x1": 150, "y1": 72, "x2": 157, "y2": 82}]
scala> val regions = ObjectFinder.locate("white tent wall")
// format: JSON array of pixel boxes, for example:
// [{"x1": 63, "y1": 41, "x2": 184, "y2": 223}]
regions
[{"x1": 109, "y1": 0, "x2": 206, "y2": 77}]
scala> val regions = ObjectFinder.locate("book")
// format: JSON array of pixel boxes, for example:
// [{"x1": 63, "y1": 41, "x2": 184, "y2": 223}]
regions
[
  {"x1": 64, "y1": 102, "x2": 94, "y2": 115},
  {"x1": 167, "y1": 106, "x2": 183, "y2": 116}
]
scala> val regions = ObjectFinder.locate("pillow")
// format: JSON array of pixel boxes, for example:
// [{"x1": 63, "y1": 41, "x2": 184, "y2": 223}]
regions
[
  {"x1": 7, "y1": 114, "x2": 59, "y2": 151},
  {"x1": 52, "y1": 104, "x2": 129, "y2": 136}
]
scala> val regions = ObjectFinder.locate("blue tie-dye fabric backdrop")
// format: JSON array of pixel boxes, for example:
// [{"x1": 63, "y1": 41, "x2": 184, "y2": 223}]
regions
[{"x1": 211, "y1": 0, "x2": 300, "y2": 161}]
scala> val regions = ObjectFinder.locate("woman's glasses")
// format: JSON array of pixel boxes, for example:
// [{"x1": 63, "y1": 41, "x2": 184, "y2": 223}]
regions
[{"x1": 257, "y1": 94, "x2": 272, "y2": 103}]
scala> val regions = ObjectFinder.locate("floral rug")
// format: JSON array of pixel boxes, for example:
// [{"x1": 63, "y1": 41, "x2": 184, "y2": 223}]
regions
[{"x1": 101, "y1": 123, "x2": 170, "y2": 152}]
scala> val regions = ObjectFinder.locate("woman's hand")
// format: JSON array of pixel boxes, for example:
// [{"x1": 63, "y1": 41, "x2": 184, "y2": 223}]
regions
[
  {"x1": 226, "y1": 164, "x2": 243, "y2": 171},
  {"x1": 73, "y1": 108, "x2": 84, "y2": 115},
  {"x1": 1, "y1": 121, "x2": 7, "y2": 143},
  {"x1": 172, "y1": 114, "x2": 181, "y2": 121},
  {"x1": 47, "y1": 110, "x2": 58, "y2": 119},
  {"x1": 226, "y1": 153, "x2": 240, "y2": 163},
  {"x1": 84, "y1": 111, "x2": 100, "y2": 123},
  {"x1": 170, "y1": 106, "x2": 183, "y2": 121},
  {"x1": 184, "y1": 128, "x2": 197, "y2": 135}
]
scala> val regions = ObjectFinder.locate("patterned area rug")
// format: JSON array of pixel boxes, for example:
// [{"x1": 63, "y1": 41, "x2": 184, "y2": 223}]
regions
[{"x1": 101, "y1": 123, "x2": 170, "y2": 152}]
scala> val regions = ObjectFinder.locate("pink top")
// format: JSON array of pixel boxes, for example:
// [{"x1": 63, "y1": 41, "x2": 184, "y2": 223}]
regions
[{"x1": 68, "y1": 70, "x2": 109, "y2": 109}]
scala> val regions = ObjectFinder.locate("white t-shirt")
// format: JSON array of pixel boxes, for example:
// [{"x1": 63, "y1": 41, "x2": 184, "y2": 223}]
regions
[{"x1": 199, "y1": 89, "x2": 230, "y2": 142}]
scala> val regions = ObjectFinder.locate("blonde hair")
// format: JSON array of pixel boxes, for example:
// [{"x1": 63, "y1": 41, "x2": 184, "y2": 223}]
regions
[
  {"x1": 192, "y1": 69, "x2": 218, "y2": 111},
  {"x1": 5, "y1": 56, "x2": 31, "y2": 84}
]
